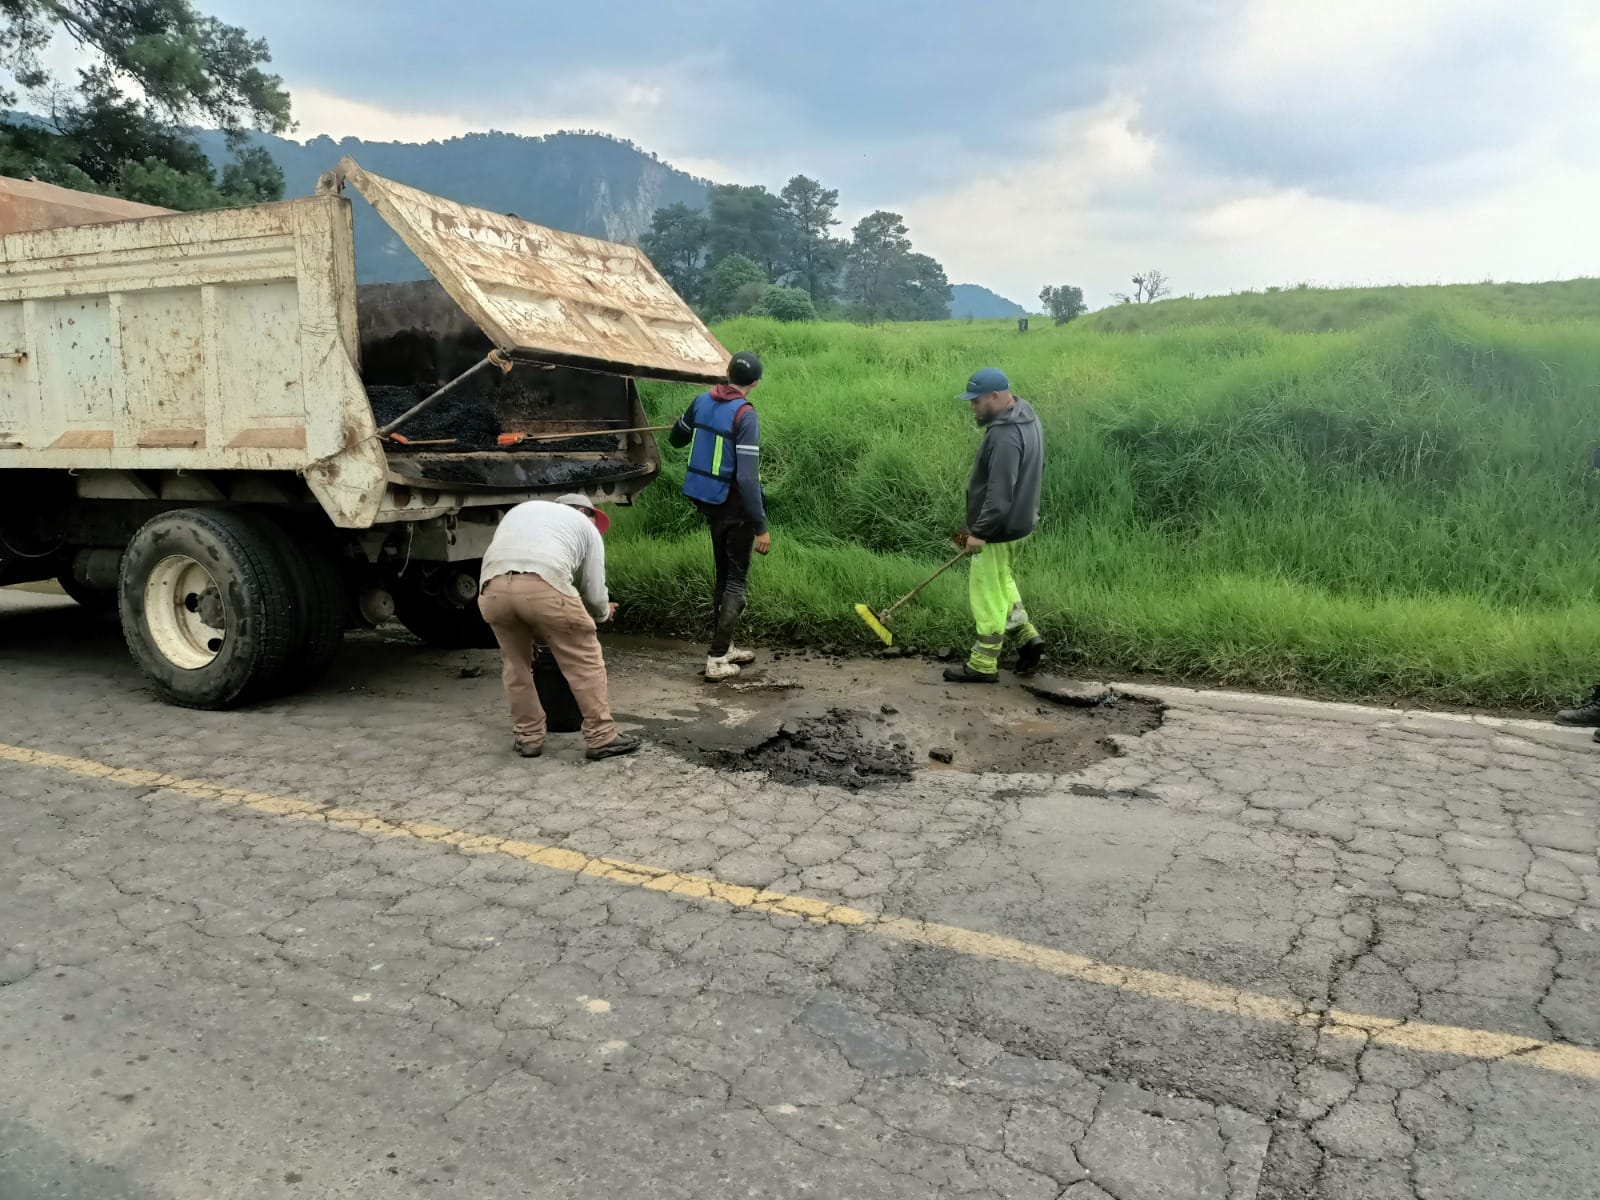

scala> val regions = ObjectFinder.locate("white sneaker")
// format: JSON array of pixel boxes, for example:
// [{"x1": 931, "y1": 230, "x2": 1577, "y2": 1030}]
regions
[
  {"x1": 725, "y1": 646, "x2": 756, "y2": 665},
  {"x1": 705, "y1": 654, "x2": 742, "y2": 680}
]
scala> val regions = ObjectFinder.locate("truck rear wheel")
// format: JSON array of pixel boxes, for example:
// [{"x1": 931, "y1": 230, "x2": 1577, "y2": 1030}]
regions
[
  {"x1": 118, "y1": 508, "x2": 296, "y2": 709},
  {"x1": 392, "y1": 562, "x2": 497, "y2": 649},
  {"x1": 233, "y1": 512, "x2": 347, "y2": 694}
]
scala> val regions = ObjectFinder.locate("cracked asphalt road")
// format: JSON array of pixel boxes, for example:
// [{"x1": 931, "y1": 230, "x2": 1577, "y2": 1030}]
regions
[{"x1": 2, "y1": 589, "x2": 1597, "y2": 1200}]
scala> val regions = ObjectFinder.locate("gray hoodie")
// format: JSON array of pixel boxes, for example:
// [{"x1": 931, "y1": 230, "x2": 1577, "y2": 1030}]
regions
[{"x1": 966, "y1": 397, "x2": 1044, "y2": 543}]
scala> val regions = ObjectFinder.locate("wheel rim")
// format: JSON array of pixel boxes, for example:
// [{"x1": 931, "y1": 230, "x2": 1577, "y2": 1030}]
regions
[{"x1": 144, "y1": 554, "x2": 226, "y2": 669}]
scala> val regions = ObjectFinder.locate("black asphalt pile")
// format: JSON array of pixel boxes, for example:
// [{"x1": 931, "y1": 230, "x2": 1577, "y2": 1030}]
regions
[
  {"x1": 742, "y1": 708, "x2": 913, "y2": 790},
  {"x1": 367, "y1": 382, "x2": 628, "y2": 454},
  {"x1": 366, "y1": 384, "x2": 500, "y2": 447}
]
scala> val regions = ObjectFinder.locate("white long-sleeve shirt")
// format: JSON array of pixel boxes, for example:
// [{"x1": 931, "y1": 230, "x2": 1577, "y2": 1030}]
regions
[{"x1": 479, "y1": 501, "x2": 610, "y2": 621}]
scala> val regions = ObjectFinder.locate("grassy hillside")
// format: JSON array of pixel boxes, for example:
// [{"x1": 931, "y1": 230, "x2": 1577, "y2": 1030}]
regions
[
  {"x1": 1088, "y1": 277, "x2": 1600, "y2": 334},
  {"x1": 609, "y1": 290, "x2": 1600, "y2": 708}
]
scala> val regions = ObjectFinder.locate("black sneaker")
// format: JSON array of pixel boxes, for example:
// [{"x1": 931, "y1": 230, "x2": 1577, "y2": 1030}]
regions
[
  {"x1": 1555, "y1": 686, "x2": 1600, "y2": 727},
  {"x1": 586, "y1": 733, "x2": 641, "y2": 761},
  {"x1": 1015, "y1": 637, "x2": 1046, "y2": 675},
  {"x1": 512, "y1": 739, "x2": 543, "y2": 758},
  {"x1": 943, "y1": 663, "x2": 998, "y2": 684}
]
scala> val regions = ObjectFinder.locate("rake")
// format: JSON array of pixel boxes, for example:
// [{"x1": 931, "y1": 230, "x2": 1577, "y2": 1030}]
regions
[{"x1": 853, "y1": 549, "x2": 968, "y2": 646}]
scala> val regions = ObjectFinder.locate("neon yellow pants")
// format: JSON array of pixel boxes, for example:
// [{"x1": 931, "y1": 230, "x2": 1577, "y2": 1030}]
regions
[{"x1": 967, "y1": 537, "x2": 1040, "y2": 674}]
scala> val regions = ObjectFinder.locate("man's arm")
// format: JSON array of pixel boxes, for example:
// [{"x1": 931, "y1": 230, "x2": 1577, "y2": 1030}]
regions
[
  {"x1": 668, "y1": 400, "x2": 695, "y2": 449},
  {"x1": 577, "y1": 524, "x2": 611, "y2": 621},
  {"x1": 732, "y1": 406, "x2": 768, "y2": 535},
  {"x1": 969, "y1": 429, "x2": 1021, "y2": 542}
]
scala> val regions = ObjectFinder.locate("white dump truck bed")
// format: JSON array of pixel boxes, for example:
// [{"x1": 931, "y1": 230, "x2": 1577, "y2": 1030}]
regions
[{"x1": 0, "y1": 159, "x2": 728, "y2": 528}]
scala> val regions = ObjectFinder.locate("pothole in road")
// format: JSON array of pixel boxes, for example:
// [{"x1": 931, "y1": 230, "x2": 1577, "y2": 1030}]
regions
[{"x1": 627, "y1": 688, "x2": 1164, "y2": 789}]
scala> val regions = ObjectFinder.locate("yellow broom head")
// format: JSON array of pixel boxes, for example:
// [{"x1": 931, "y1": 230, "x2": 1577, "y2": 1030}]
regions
[{"x1": 853, "y1": 603, "x2": 895, "y2": 646}]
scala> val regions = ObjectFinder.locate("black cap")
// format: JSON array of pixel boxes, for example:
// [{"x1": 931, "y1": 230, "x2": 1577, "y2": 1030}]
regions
[{"x1": 728, "y1": 350, "x2": 763, "y2": 387}]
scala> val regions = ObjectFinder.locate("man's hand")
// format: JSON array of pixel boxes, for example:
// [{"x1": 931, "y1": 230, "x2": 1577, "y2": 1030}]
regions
[
  {"x1": 964, "y1": 535, "x2": 986, "y2": 555},
  {"x1": 755, "y1": 532, "x2": 772, "y2": 556},
  {"x1": 607, "y1": 602, "x2": 619, "y2": 620}
]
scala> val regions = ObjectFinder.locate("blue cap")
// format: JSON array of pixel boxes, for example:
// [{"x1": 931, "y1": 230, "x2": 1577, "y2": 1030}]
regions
[{"x1": 957, "y1": 367, "x2": 1009, "y2": 400}]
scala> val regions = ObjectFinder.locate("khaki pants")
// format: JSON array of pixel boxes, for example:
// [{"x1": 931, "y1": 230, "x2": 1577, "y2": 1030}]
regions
[{"x1": 477, "y1": 573, "x2": 617, "y2": 750}]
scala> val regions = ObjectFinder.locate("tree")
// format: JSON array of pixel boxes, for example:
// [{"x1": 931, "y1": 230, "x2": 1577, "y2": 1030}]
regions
[
  {"x1": 1039, "y1": 284, "x2": 1087, "y2": 325},
  {"x1": 641, "y1": 202, "x2": 709, "y2": 303},
  {"x1": 894, "y1": 252, "x2": 952, "y2": 322},
  {"x1": 705, "y1": 253, "x2": 767, "y2": 318},
  {"x1": 750, "y1": 285, "x2": 817, "y2": 322},
  {"x1": 0, "y1": 1, "x2": 293, "y2": 210},
  {"x1": 778, "y1": 174, "x2": 843, "y2": 303},
  {"x1": 844, "y1": 210, "x2": 911, "y2": 324},
  {"x1": 1115, "y1": 269, "x2": 1171, "y2": 305},
  {"x1": 706, "y1": 184, "x2": 789, "y2": 281}
]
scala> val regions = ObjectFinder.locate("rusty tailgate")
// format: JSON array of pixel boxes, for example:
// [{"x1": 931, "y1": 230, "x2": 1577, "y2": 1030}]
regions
[{"x1": 325, "y1": 157, "x2": 728, "y2": 385}]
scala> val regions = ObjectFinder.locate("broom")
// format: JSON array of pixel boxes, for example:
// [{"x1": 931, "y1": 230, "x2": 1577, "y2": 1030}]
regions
[{"x1": 854, "y1": 549, "x2": 968, "y2": 646}]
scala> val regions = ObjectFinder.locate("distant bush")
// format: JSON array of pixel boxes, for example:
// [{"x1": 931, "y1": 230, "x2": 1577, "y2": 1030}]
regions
[
  {"x1": 705, "y1": 254, "x2": 768, "y2": 318},
  {"x1": 750, "y1": 286, "x2": 818, "y2": 322}
]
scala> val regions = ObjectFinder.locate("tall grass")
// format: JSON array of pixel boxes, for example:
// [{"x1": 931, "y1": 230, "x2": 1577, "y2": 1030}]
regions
[{"x1": 608, "y1": 295, "x2": 1600, "y2": 708}]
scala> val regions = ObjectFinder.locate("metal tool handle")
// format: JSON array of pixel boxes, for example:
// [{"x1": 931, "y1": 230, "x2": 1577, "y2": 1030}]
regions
[
  {"x1": 881, "y1": 550, "x2": 968, "y2": 620},
  {"x1": 516, "y1": 424, "x2": 674, "y2": 444}
]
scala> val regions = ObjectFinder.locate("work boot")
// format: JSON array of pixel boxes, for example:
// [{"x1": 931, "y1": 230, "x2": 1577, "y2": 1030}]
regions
[
  {"x1": 1014, "y1": 636, "x2": 1047, "y2": 675},
  {"x1": 943, "y1": 663, "x2": 998, "y2": 684},
  {"x1": 1554, "y1": 685, "x2": 1600, "y2": 726},
  {"x1": 586, "y1": 734, "x2": 641, "y2": 761},
  {"x1": 705, "y1": 654, "x2": 741, "y2": 681},
  {"x1": 511, "y1": 739, "x2": 543, "y2": 758},
  {"x1": 725, "y1": 646, "x2": 757, "y2": 665}
]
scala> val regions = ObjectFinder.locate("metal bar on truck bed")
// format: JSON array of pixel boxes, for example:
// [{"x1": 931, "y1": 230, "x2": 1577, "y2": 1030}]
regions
[
  {"x1": 496, "y1": 424, "x2": 672, "y2": 448},
  {"x1": 376, "y1": 349, "x2": 513, "y2": 438}
]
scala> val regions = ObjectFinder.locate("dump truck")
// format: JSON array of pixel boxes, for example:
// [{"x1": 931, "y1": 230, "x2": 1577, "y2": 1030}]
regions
[{"x1": 0, "y1": 159, "x2": 728, "y2": 708}]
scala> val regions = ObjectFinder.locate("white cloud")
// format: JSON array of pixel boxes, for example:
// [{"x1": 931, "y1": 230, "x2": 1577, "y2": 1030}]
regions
[
  {"x1": 288, "y1": 86, "x2": 485, "y2": 144},
  {"x1": 902, "y1": 3, "x2": 1600, "y2": 307},
  {"x1": 1215, "y1": 0, "x2": 1509, "y2": 105},
  {"x1": 285, "y1": 69, "x2": 747, "y2": 184}
]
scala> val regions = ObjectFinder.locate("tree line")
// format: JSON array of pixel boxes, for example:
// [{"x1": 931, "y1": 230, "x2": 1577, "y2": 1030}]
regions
[
  {"x1": 0, "y1": 0, "x2": 291, "y2": 211},
  {"x1": 642, "y1": 176, "x2": 952, "y2": 324}
]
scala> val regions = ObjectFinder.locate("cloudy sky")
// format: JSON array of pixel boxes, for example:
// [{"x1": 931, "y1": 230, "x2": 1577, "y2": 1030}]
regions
[{"x1": 202, "y1": 0, "x2": 1600, "y2": 307}]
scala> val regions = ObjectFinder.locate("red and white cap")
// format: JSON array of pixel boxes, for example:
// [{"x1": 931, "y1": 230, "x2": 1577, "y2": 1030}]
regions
[{"x1": 556, "y1": 492, "x2": 610, "y2": 534}]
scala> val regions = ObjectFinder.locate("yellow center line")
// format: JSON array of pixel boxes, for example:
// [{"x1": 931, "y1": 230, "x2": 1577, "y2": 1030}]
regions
[{"x1": 3, "y1": 739, "x2": 1597, "y2": 1081}]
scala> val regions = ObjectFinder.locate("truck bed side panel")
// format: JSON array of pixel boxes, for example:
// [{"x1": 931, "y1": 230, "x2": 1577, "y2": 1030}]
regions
[{"x1": 0, "y1": 197, "x2": 386, "y2": 525}]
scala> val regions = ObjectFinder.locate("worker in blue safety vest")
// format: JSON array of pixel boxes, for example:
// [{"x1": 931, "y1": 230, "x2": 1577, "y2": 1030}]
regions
[{"x1": 669, "y1": 351, "x2": 770, "y2": 680}]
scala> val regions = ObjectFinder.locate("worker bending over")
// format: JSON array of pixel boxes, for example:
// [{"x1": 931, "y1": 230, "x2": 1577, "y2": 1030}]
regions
[
  {"x1": 477, "y1": 493, "x2": 639, "y2": 760},
  {"x1": 946, "y1": 367, "x2": 1047, "y2": 683}
]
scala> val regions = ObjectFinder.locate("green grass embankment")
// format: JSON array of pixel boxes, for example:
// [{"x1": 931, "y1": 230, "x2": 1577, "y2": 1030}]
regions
[{"x1": 607, "y1": 291, "x2": 1600, "y2": 709}]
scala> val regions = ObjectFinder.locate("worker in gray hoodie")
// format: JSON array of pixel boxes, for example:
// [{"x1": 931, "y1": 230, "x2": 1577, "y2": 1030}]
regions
[{"x1": 945, "y1": 367, "x2": 1046, "y2": 683}]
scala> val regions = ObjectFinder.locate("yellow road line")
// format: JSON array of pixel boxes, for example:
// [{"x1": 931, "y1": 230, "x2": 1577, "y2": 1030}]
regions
[{"x1": 4, "y1": 739, "x2": 1597, "y2": 1081}]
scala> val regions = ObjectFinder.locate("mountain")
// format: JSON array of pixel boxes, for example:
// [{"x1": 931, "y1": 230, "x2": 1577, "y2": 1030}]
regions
[
  {"x1": 192, "y1": 129, "x2": 712, "y2": 284},
  {"x1": 949, "y1": 283, "x2": 1027, "y2": 319}
]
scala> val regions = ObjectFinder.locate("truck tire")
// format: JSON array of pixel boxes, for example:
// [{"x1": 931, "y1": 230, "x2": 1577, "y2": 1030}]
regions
[
  {"x1": 392, "y1": 563, "x2": 497, "y2": 649},
  {"x1": 232, "y1": 511, "x2": 347, "y2": 695},
  {"x1": 56, "y1": 570, "x2": 118, "y2": 614},
  {"x1": 118, "y1": 508, "x2": 296, "y2": 709}
]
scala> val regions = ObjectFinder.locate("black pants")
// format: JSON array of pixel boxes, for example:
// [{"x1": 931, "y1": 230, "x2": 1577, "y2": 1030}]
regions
[{"x1": 698, "y1": 501, "x2": 756, "y2": 657}]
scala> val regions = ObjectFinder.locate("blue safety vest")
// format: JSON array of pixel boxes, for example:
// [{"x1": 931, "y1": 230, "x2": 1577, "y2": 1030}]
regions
[{"x1": 682, "y1": 391, "x2": 751, "y2": 505}]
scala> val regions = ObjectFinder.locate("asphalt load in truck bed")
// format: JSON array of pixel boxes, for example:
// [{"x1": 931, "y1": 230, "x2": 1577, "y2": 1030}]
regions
[{"x1": 365, "y1": 383, "x2": 624, "y2": 454}]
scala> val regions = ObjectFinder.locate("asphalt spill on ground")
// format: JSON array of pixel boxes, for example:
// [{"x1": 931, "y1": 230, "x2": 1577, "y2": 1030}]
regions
[{"x1": 741, "y1": 708, "x2": 915, "y2": 790}]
